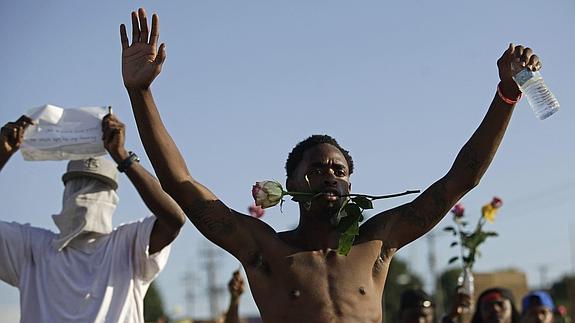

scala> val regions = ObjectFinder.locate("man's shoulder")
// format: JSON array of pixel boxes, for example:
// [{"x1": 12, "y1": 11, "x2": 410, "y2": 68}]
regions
[
  {"x1": 0, "y1": 220, "x2": 56, "y2": 237},
  {"x1": 114, "y1": 216, "x2": 155, "y2": 229},
  {"x1": 111, "y1": 216, "x2": 156, "y2": 236}
]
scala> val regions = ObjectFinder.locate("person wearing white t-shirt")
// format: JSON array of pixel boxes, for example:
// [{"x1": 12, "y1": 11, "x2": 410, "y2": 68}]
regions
[{"x1": 0, "y1": 113, "x2": 186, "y2": 323}]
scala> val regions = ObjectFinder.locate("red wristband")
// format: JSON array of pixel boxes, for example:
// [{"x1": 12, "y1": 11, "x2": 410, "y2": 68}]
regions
[{"x1": 497, "y1": 83, "x2": 522, "y2": 105}]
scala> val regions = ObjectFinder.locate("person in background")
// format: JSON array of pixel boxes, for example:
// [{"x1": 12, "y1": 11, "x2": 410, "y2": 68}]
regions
[
  {"x1": 399, "y1": 289, "x2": 434, "y2": 323},
  {"x1": 0, "y1": 113, "x2": 185, "y2": 322},
  {"x1": 521, "y1": 291, "x2": 554, "y2": 323},
  {"x1": 471, "y1": 287, "x2": 521, "y2": 323},
  {"x1": 224, "y1": 270, "x2": 246, "y2": 323}
]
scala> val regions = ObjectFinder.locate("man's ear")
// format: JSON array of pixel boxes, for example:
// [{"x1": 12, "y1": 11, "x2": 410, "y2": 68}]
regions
[{"x1": 348, "y1": 182, "x2": 352, "y2": 191}]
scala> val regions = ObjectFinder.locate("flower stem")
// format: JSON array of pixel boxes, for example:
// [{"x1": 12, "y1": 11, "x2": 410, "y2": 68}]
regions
[{"x1": 341, "y1": 190, "x2": 420, "y2": 200}]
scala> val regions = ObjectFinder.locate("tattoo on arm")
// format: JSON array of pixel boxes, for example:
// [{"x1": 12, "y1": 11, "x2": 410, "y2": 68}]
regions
[
  {"x1": 402, "y1": 205, "x2": 428, "y2": 229},
  {"x1": 402, "y1": 181, "x2": 448, "y2": 229},
  {"x1": 184, "y1": 200, "x2": 237, "y2": 236}
]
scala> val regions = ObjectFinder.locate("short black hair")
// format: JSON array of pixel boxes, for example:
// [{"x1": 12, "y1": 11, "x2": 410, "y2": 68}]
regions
[{"x1": 285, "y1": 135, "x2": 354, "y2": 179}]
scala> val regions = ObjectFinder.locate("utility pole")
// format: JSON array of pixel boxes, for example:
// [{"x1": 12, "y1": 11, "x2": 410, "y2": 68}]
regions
[
  {"x1": 182, "y1": 270, "x2": 198, "y2": 319},
  {"x1": 202, "y1": 245, "x2": 224, "y2": 319},
  {"x1": 428, "y1": 231, "x2": 444, "y2": 322},
  {"x1": 538, "y1": 265, "x2": 549, "y2": 289}
]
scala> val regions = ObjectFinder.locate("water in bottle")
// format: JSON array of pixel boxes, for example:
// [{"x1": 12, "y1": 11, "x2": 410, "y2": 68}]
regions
[
  {"x1": 457, "y1": 267, "x2": 474, "y2": 313},
  {"x1": 457, "y1": 267, "x2": 474, "y2": 296},
  {"x1": 513, "y1": 69, "x2": 559, "y2": 120}
]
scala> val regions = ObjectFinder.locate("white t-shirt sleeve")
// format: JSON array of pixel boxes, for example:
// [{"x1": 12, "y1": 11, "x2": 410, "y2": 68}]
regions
[
  {"x1": 0, "y1": 221, "x2": 31, "y2": 286},
  {"x1": 133, "y1": 216, "x2": 171, "y2": 283}
]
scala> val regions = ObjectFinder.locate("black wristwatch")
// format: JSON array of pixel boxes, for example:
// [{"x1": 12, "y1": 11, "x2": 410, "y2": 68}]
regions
[{"x1": 117, "y1": 151, "x2": 140, "y2": 173}]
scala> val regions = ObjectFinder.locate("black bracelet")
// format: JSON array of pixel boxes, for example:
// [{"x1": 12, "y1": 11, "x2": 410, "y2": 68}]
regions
[{"x1": 117, "y1": 151, "x2": 140, "y2": 173}]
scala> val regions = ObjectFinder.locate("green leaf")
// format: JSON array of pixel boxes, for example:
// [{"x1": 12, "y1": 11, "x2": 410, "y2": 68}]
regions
[
  {"x1": 337, "y1": 215, "x2": 360, "y2": 235},
  {"x1": 448, "y1": 256, "x2": 459, "y2": 264},
  {"x1": 337, "y1": 219, "x2": 360, "y2": 255},
  {"x1": 344, "y1": 203, "x2": 362, "y2": 219},
  {"x1": 450, "y1": 241, "x2": 458, "y2": 247},
  {"x1": 443, "y1": 226, "x2": 457, "y2": 236},
  {"x1": 337, "y1": 233, "x2": 355, "y2": 256},
  {"x1": 336, "y1": 206, "x2": 363, "y2": 255},
  {"x1": 352, "y1": 196, "x2": 373, "y2": 210}
]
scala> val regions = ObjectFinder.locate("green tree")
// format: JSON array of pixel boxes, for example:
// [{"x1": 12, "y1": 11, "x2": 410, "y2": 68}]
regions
[
  {"x1": 144, "y1": 281, "x2": 167, "y2": 322},
  {"x1": 383, "y1": 257, "x2": 425, "y2": 323},
  {"x1": 550, "y1": 275, "x2": 574, "y2": 315}
]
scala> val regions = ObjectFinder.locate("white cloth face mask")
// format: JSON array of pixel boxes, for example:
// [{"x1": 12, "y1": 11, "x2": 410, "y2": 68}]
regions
[{"x1": 52, "y1": 177, "x2": 119, "y2": 251}]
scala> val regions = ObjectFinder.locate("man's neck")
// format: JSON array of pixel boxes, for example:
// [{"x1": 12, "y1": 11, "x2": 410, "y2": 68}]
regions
[{"x1": 295, "y1": 210, "x2": 341, "y2": 251}]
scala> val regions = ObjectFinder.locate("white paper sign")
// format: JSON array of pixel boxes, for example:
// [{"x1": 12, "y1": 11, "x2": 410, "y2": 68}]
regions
[{"x1": 20, "y1": 104, "x2": 108, "y2": 161}]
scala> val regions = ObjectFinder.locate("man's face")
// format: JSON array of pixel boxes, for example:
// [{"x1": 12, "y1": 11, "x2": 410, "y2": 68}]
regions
[
  {"x1": 480, "y1": 296, "x2": 513, "y2": 323},
  {"x1": 288, "y1": 143, "x2": 351, "y2": 217},
  {"x1": 400, "y1": 307, "x2": 434, "y2": 323},
  {"x1": 521, "y1": 305, "x2": 553, "y2": 323}
]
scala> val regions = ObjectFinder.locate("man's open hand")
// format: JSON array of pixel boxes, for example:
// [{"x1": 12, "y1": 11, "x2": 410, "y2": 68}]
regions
[{"x1": 120, "y1": 8, "x2": 166, "y2": 90}]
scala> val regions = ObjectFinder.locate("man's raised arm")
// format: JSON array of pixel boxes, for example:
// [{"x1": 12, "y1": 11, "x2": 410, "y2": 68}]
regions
[
  {"x1": 120, "y1": 8, "x2": 270, "y2": 262},
  {"x1": 360, "y1": 44, "x2": 540, "y2": 249},
  {"x1": 102, "y1": 113, "x2": 185, "y2": 254}
]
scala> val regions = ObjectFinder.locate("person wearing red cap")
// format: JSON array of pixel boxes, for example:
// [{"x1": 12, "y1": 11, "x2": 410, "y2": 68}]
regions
[{"x1": 472, "y1": 288, "x2": 521, "y2": 323}]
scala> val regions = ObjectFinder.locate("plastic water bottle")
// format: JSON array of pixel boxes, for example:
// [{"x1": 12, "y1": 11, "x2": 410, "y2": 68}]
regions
[
  {"x1": 456, "y1": 267, "x2": 474, "y2": 313},
  {"x1": 457, "y1": 267, "x2": 475, "y2": 296},
  {"x1": 512, "y1": 69, "x2": 560, "y2": 120}
]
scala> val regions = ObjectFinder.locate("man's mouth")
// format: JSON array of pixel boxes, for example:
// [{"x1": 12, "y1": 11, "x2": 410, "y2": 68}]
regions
[{"x1": 321, "y1": 189, "x2": 341, "y2": 201}]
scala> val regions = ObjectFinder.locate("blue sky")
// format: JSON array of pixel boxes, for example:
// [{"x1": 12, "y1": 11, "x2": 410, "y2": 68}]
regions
[{"x1": 1, "y1": 0, "x2": 574, "y2": 321}]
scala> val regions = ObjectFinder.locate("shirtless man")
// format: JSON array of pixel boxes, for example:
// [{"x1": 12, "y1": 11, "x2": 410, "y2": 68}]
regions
[{"x1": 120, "y1": 8, "x2": 541, "y2": 323}]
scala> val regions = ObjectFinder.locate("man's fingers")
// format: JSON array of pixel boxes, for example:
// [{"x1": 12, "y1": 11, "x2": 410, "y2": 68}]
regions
[
  {"x1": 138, "y1": 8, "x2": 149, "y2": 44},
  {"x1": 513, "y1": 45, "x2": 525, "y2": 67},
  {"x1": 528, "y1": 54, "x2": 541, "y2": 71},
  {"x1": 120, "y1": 24, "x2": 129, "y2": 49},
  {"x1": 103, "y1": 112, "x2": 122, "y2": 125},
  {"x1": 2, "y1": 118, "x2": 31, "y2": 144},
  {"x1": 131, "y1": 11, "x2": 140, "y2": 44},
  {"x1": 11, "y1": 127, "x2": 18, "y2": 141},
  {"x1": 103, "y1": 121, "x2": 124, "y2": 132},
  {"x1": 102, "y1": 126, "x2": 122, "y2": 144},
  {"x1": 521, "y1": 47, "x2": 533, "y2": 64},
  {"x1": 150, "y1": 14, "x2": 160, "y2": 47},
  {"x1": 15, "y1": 115, "x2": 33, "y2": 124},
  {"x1": 155, "y1": 43, "x2": 167, "y2": 65},
  {"x1": 535, "y1": 60, "x2": 542, "y2": 71}
]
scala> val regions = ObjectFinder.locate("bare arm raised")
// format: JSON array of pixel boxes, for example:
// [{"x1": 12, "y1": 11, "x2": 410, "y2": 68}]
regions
[
  {"x1": 120, "y1": 8, "x2": 270, "y2": 262},
  {"x1": 102, "y1": 113, "x2": 185, "y2": 254},
  {"x1": 360, "y1": 44, "x2": 540, "y2": 249}
]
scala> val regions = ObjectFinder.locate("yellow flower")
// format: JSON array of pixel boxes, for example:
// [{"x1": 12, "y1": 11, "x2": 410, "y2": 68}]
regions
[{"x1": 481, "y1": 203, "x2": 498, "y2": 223}]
